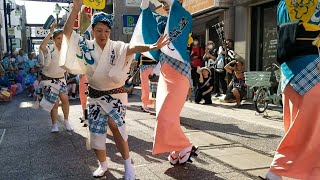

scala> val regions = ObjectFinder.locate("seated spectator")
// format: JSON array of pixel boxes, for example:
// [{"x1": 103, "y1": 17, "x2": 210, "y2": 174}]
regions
[
  {"x1": 195, "y1": 67, "x2": 214, "y2": 105},
  {"x1": 33, "y1": 74, "x2": 42, "y2": 100},
  {"x1": 1, "y1": 53, "x2": 10, "y2": 71},
  {"x1": 224, "y1": 59, "x2": 246, "y2": 108},
  {"x1": 25, "y1": 52, "x2": 37, "y2": 73},
  {"x1": 7, "y1": 66, "x2": 20, "y2": 96},
  {"x1": 66, "y1": 73, "x2": 79, "y2": 99},
  {"x1": 14, "y1": 66, "x2": 24, "y2": 91},
  {"x1": 24, "y1": 68, "x2": 37, "y2": 97},
  {"x1": 0, "y1": 66, "x2": 12, "y2": 101}
]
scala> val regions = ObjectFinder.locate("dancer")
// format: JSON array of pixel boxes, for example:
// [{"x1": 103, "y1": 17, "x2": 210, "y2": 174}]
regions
[
  {"x1": 261, "y1": 1, "x2": 320, "y2": 179},
  {"x1": 136, "y1": 53, "x2": 157, "y2": 112},
  {"x1": 61, "y1": 0, "x2": 169, "y2": 178},
  {"x1": 132, "y1": 0, "x2": 198, "y2": 165},
  {"x1": 39, "y1": 22, "x2": 72, "y2": 133}
]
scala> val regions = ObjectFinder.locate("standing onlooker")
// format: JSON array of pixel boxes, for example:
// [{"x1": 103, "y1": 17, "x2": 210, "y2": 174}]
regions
[
  {"x1": 16, "y1": 49, "x2": 28, "y2": 77},
  {"x1": 66, "y1": 73, "x2": 79, "y2": 100},
  {"x1": 214, "y1": 45, "x2": 227, "y2": 97},
  {"x1": 202, "y1": 41, "x2": 218, "y2": 92},
  {"x1": 190, "y1": 38, "x2": 204, "y2": 89},
  {"x1": 224, "y1": 39, "x2": 235, "y2": 84}
]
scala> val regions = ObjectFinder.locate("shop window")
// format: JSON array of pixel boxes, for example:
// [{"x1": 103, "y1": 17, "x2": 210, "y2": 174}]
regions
[{"x1": 251, "y1": 1, "x2": 277, "y2": 71}]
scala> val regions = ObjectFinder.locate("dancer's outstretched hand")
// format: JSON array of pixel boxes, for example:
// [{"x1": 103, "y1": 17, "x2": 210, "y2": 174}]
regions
[{"x1": 150, "y1": 34, "x2": 170, "y2": 50}]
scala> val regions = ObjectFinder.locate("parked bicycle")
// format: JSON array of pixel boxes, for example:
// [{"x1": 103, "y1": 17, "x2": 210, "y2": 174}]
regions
[{"x1": 244, "y1": 63, "x2": 282, "y2": 113}]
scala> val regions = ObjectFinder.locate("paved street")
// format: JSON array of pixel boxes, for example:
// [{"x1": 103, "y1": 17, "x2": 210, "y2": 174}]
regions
[{"x1": 0, "y1": 88, "x2": 292, "y2": 180}]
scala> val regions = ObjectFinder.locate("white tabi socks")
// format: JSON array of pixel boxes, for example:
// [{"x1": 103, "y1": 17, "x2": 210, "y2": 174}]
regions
[
  {"x1": 179, "y1": 145, "x2": 193, "y2": 164},
  {"x1": 51, "y1": 124, "x2": 59, "y2": 133},
  {"x1": 124, "y1": 157, "x2": 135, "y2": 180},
  {"x1": 168, "y1": 151, "x2": 179, "y2": 165},
  {"x1": 63, "y1": 120, "x2": 73, "y2": 131},
  {"x1": 266, "y1": 171, "x2": 283, "y2": 180},
  {"x1": 93, "y1": 161, "x2": 108, "y2": 178}
]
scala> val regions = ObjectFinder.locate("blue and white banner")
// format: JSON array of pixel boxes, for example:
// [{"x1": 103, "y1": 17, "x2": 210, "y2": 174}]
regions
[
  {"x1": 161, "y1": 0, "x2": 192, "y2": 63},
  {"x1": 131, "y1": 7, "x2": 167, "y2": 61}
]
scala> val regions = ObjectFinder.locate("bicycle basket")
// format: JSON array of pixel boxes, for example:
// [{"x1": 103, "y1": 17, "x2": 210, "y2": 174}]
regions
[{"x1": 244, "y1": 71, "x2": 272, "y2": 87}]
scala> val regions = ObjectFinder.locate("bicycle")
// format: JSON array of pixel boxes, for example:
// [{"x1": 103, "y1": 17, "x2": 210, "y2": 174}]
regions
[{"x1": 244, "y1": 63, "x2": 282, "y2": 113}]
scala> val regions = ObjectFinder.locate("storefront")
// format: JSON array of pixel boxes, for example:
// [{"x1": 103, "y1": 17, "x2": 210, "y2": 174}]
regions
[{"x1": 234, "y1": 0, "x2": 278, "y2": 71}]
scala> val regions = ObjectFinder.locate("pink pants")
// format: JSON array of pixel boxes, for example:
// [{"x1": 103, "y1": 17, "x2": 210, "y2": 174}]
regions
[
  {"x1": 79, "y1": 75, "x2": 88, "y2": 111},
  {"x1": 152, "y1": 62, "x2": 192, "y2": 154},
  {"x1": 270, "y1": 83, "x2": 320, "y2": 179},
  {"x1": 140, "y1": 67, "x2": 155, "y2": 106}
]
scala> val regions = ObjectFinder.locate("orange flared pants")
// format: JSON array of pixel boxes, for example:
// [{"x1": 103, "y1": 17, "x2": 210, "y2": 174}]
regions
[
  {"x1": 153, "y1": 62, "x2": 192, "y2": 154},
  {"x1": 270, "y1": 83, "x2": 320, "y2": 179}
]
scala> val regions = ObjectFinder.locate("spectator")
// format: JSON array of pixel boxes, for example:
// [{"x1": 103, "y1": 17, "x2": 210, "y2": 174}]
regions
[
  {"x1": 25, "y1": 52, "x2": 37, "y2": 73},
  {"x1": 195, "y1": 67, "x2": 214, "y2": 104},
  {"x1": 203, "y1": 40, "x2": 218, "y2": 93},
  {"x1": 1, "y1": 53, "x2": 10, "y2": 71},
  {"x1": 190, "y1": 38, "x2": 204, "y2": 89},
  {"x1": 214, "y1": 45, "x2": 228, "y2": 97},
  {"x1": 24, "y1": 68, "x2": 37, "y2": 97},
  {"x1": 0, "y1": 66, "x2": 12, "y2": 101},
  {"x1": 224, "y1": 59, "x2": 246, "y2": 108},
  {"x1": 33, "y1": 74, "x2": 42, "y2": 100},
  {"x1": 16, "y1": 49, "x2": 28, "y2": 77},
  {"x1": 66, "y1": 73, "x2": 79, "y2": 99},
  {"x1": 223, "y1": 39, "x2": 235, "y2": 84},
  {"x1": 7, "y1": 66, "x2": 20, "y2": 96}
]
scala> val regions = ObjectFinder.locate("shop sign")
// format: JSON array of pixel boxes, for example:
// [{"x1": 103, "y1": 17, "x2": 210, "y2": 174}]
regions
[
  {"x1": 126, "y1": 0, "x2": 141, "y2": 7},
  {"x1": 122, "y1": 15, "x2": 139, "y2": 34},
  {"x1": 183, "y1": 0, "x2": 215, "y2": 14},
  {"x1": 8, "y1": 27, "x2": 15, "y2": 38}
]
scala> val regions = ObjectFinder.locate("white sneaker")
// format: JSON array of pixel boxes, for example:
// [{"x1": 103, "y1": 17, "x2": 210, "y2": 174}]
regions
[
  {"x1": 51, "y1": 124, "x2": 59, "y2": 133},
  {"x1": 69, "y1": 96, "x2": 76, "y2": 100},
  {"x1": 93, "y1": 161, "x2": 108, "y2": 178},
  {"x1": 63, "y1": 120, "x2": 74, "y2": 131},
  {"x1": 124, "y1": 162, "x2": 135, "y2": 180}
]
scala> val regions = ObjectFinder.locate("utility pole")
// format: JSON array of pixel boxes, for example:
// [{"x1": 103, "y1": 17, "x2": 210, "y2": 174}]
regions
[
  {"x1": 7, "y1": 3, "x2": 13, "y2": 54},
  {"x1": 3, "y1": 0, "x2": 9, "y2": 52}
]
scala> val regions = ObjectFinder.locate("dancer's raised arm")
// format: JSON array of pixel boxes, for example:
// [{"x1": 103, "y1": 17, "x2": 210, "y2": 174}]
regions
[{"x1": 63, "y1": 0, "x2": 82, "y2": 39}]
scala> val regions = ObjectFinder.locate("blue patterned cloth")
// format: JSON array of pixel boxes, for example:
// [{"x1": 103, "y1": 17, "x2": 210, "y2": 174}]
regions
[
  {"x1": 289, "y1": 57, "x2": 320, "y2": 95},
  {"x1": 88, "y1": 96, "x2": 126, "y2": 134},
  {"x1": 278, "y1": 0, "x2": 320, "y2": 95},
  {"x1": 140, "y1": 64, "x2": 156, "y2": 73},
  {"x1": 159, "y1": 53, "x2": 191, "y2": 79},
  {"x1": 91, "y1": 12, "x2": 114, "y2": 28}
]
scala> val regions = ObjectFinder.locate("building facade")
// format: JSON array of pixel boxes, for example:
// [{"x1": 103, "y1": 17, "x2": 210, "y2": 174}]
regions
[{"x1": 234, "y1": 0, "x2": 278, "y2": 71}]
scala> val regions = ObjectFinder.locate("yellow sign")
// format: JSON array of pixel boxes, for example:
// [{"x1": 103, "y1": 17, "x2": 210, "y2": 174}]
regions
[
  {"x1": 83, "y1": 0, "x2": 105, "y2": 10},
  {"x1": 285, "y1": 0, "x2": 319, "y2": 22},
  {"x1": 183, "y1": 0, "x2": 215, "y2": 15}
]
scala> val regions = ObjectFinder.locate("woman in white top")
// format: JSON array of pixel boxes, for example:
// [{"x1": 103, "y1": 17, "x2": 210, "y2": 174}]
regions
[{"x1": 39, "y1": 22, "x2": 72, "y2": 133}]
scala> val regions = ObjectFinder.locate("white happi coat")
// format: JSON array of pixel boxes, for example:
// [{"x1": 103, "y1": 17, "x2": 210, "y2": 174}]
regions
[
  {"x1": 60, "y1": 31, "x2": 133, "y2": 143},
  {"x1": 38, "y1": 45, "x2": 68, "y2": 112}
]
